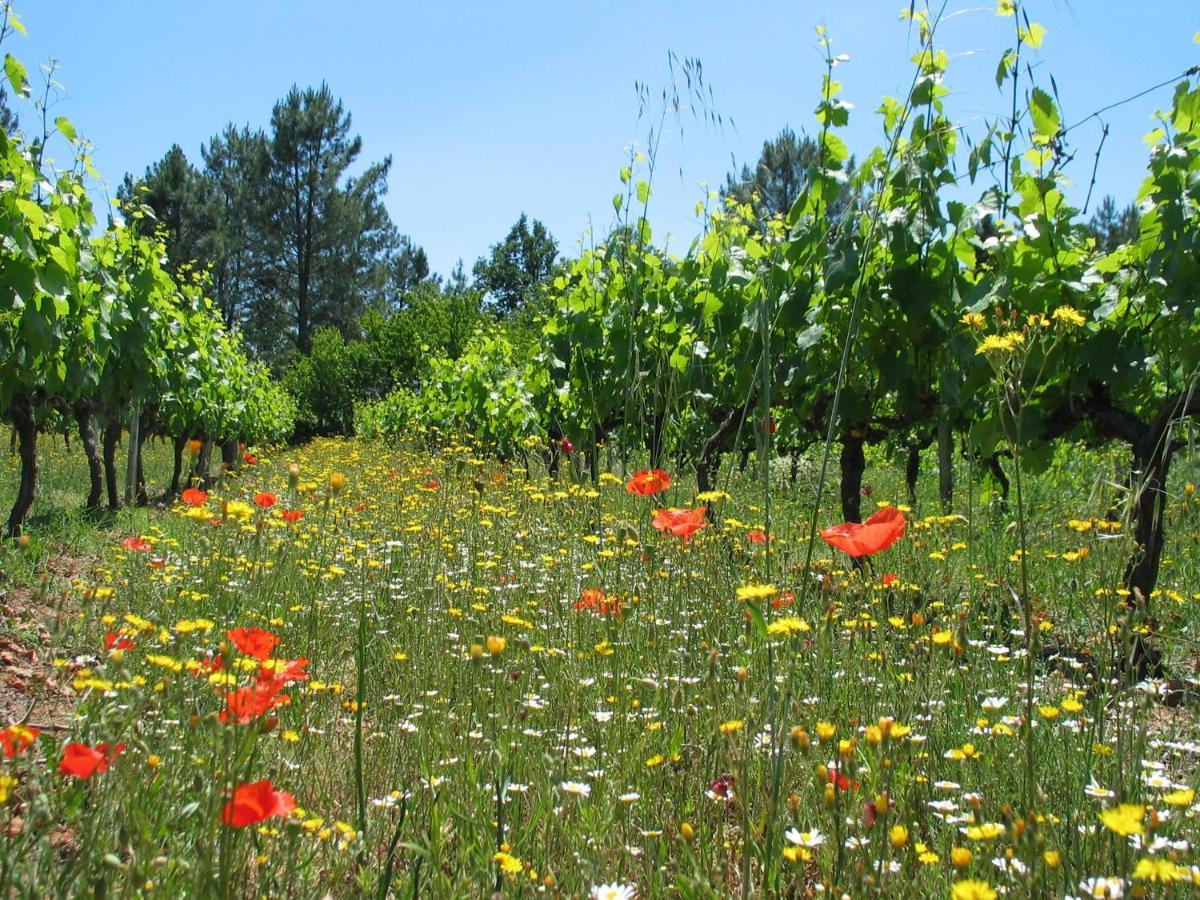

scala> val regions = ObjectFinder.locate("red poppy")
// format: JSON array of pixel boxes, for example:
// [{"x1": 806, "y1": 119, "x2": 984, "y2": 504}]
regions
[
  {"x1": 121, "y1": 537, "x2": 153, "y2": 553},
  {"x1": 863, "y1": 799, "x2": 879, "y2": 827},
  {"x1": 227, "y1": 627, "x2": 281, "y2": 661},
  {"x1": 747, "y1": 530, "x2": 775, "y2": 545},
  {"x1": 818, "y1": 506, "x2": 906, "y2": 558},
  {"x1": 827, "y1": 764, "x2": 856, "y2": 793},
  {"x1": 281, "y1": 509, "x2": 304, "y2": 524},
  {"x1": 574, "y1": 588, "x2": 623, "y2": 620},
  {"x1": 60, "y1": 741, "x2": 125, "y2": 778},
  {"x1": 626, "y1": 469, "x2": 671, "y2": 496},
  {"x1": 243, "y1": 453, "x2": 258, "y2": 465},
  {"x1": 651, "y1": 506, "x2": 707, "y2": 541},
  {"x1": 104, "y1": 631, "x2": 136, "y2": 652},
  {"x1": 421, "y1": 479, "x2": 441, "y2": 491},
  {"x1": 220, "y1": 679, "x2": 289, "y2": 725},
  {"x1": 770, "y1": 592, "x2": 796, "y2": 608},
  {"x1": 881, "y1": 573, "x2": 899, "y2": 587},
  {"x1": 194, "y1": 653, "x2": 225, "y2": 677},
  {"x1": 181, "y1": 487, "x2": 209, "y2": 507},
  {"x1": 0, "y1": 724, "x2": 39, "y2": 758},
  {"x1": 221, "y1": 778, "x2": 296, "y2": 828},
  {"x1": 253, "y1": 492, "x2": 277, "y2": 509},
  {"x1": 560, "y1": 438, "x2": 574, "y2": 454},
  {"x1": 259, "y1": 657, "x2": 310, "y2": 683},
  {"x1": 707, "y1": 774, "x2": 735, "y2": 799}
]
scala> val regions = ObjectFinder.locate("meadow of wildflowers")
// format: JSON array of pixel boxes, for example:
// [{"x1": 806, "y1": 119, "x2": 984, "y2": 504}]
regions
[{"x1": 0, "y1": 436, "x2": 1198, "y2": 898}]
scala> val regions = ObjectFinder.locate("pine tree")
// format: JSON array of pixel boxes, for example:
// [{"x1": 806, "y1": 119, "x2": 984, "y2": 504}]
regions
[
  {"x1": 256, "y1": 83, "x2": 397, "y2": 355},
  {"x1": 724, "y1": 126, "x2": 855, "y2": 224},
  {"x1": 472, "y1": 213, "x2": 558, "y2": 316}
]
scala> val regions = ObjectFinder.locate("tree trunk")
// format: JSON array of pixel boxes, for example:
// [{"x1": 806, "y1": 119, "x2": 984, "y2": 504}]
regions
[
  {"x1": 168, "y1": 434, "x2": 189, "y2": 499},
  {"x1": 102, "y1": 423, "x2": 123, "y2": 511},
  {"x1": 124, "y1": 401, "x2": 141, "y2": 507},
  {"x1": 839, "y1": 430, "x2": 865, "y2": 524},
  {"x1": 905, "y1": 445, "x2": 920, "y2": 505},
  {"x1": 135, "y1": 411, "x2": 151, "y2": 507},
  {"x1": 588, "y1": 425, "x2": 601, "y2": 486},
  {"x1": 5, "y1": 396, "x2": 38, "y2": 536},
  {"x1": 75, "y1": 403, "x2": 103, "y2": 511},
  {"x1": 1123, "y1": 439, "x2": 1176, "y2": 603},
  {"x1": 197, "y1": 440, "x2": 214, "y2": 489},
  {"x1": 937, "y1": 419, "x2": 953, "y2": 513},
  {"x1": 221, "y1": 439, "x2": 239, "y2": 475},
  {"x1": 696, "y1": 402, "x2": 752, "y2": 496},
  {"x1": 986, "y1": 453, "x2": 1011, "y2": 510},
  {"x1": 647, "y1": 410, "x2": 667, "y2": 470}
]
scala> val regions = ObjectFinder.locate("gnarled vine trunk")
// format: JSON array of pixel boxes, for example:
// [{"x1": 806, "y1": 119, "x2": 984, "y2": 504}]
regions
[
  {"x1": 905, "y1": 445, "x2": 921, "y2": 504},
  {"x1": 695, "y1": 401, "x2": 752, "y2": 496},
  {"x1": 102, "y1": 423, "x2": 123, "y2": 511},
  {"x1": 937, "y1": 419, "x2": 953, "y2": 513},
  {"x1": 5, "y1": 395, "x2": 38, "y2": 536},
  {"x1": 839, "y1": 429, "x2": 866, "y2": 524},
  {"x1": 74, "y1": 402, "x2": 103, "y2": 511},
  {"x1": 168, "y1": 434, "x2": 189, "y2": 499}
]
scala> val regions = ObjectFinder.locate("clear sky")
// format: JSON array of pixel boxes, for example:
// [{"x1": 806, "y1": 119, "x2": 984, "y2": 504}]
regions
[{"x1": 8, "y1": 2, "x2": 1198, "y2": 278}]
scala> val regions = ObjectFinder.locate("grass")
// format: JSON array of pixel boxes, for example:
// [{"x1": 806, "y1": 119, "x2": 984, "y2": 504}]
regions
[{"x1": 0, "y1": 433, "x2": 1199, "y2": 897}]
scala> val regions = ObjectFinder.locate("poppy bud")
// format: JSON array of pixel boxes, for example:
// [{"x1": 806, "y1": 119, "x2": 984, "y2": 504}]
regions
[
  {"x1": 329, "y1": 472, "x2": 347, "y2": 495},
  {"x1": 791, "y1": 726, "x2": 810, "y2": 752},
  {"x1": 16, "y1": 534, "x2": 29, "y2": 550},
  {"x1": 560, "y1": 438, "x2": 573, "y2": 454},
  {"x1": 287, "y1": 464, "x2": 300, "y2": 489}
]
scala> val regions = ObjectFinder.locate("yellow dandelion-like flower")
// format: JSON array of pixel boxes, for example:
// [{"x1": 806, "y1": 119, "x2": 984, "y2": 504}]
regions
[
  {"x1": 1163, "y1": 788, "x2": 1195, "y2": 807},
  {"x1": 1052, "y1": 305, "x2": 1086, "y2": 326},
  {"x1": 1099, "y1": 803, "x2": 1144, "y2": 837},
  {"x1": 1132, "y1": 857, "x2": 1184, "y2": 883},
  {"x1": 736, "y1": 583, "x2": 778, "y2": 602},
  {"x1": 975, "y1": 331, "x2": 1025, "y2": 355},
  {"x1": 960, "y1": 311, "x2": 986, "y2": 329},
  {"x1": 493, "y1": 851, "x2": 522, "y2": 875},
  {"x1": 718, "y1": 720, "x2": 745, "y2": 736},
  {"x1": 766, "y1": 617, "x2": 811, "y2": 637},
  {"x1": 962, "y1": 822, "x2": 1005, "y2": 841},
  {"x1": 951, "y1": 880, "x2": 997, "y2": 900}
]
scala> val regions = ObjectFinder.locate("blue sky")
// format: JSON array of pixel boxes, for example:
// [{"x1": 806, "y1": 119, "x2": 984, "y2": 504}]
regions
[{"x1": 8, "y1": 2, "x2": 1198, "y2": 277}]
